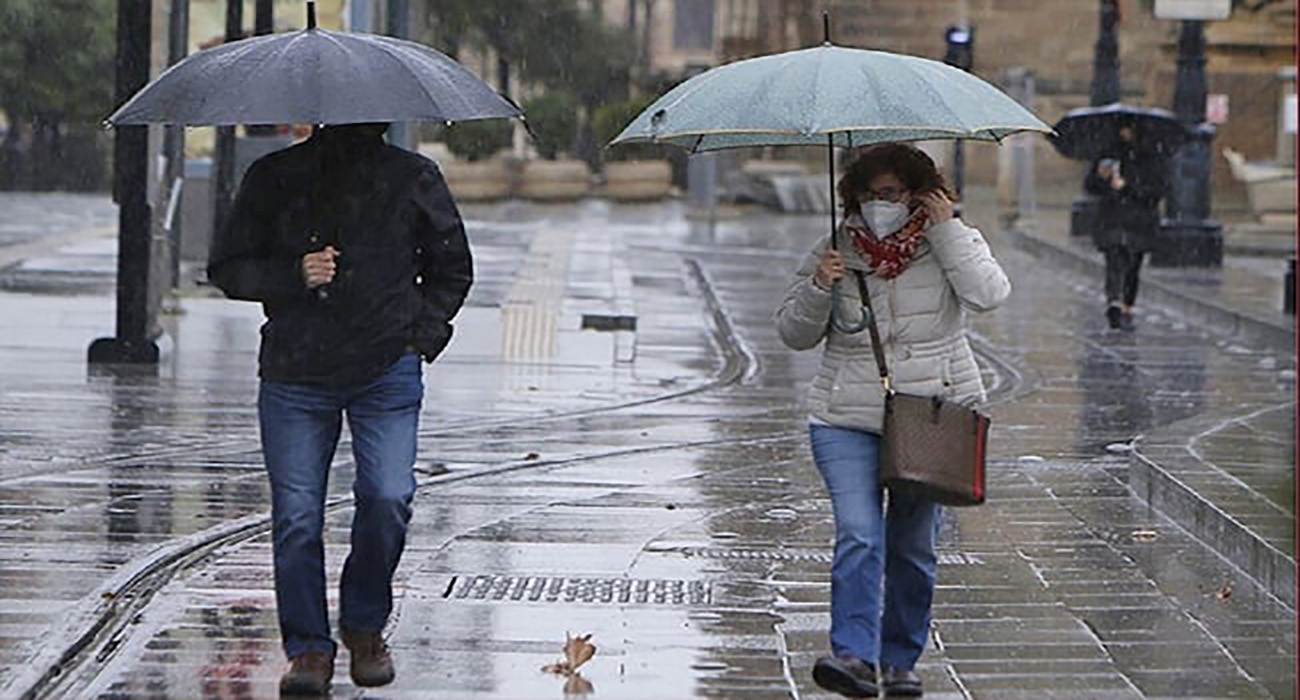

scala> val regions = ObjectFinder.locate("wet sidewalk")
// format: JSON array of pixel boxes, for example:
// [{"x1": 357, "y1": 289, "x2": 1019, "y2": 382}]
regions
[
  {"x1": 0, "y1": 191, "x2": 1294, "y2": 700},
  {"x1": 1009, "y1": 207, "x2": 1296, "y2": 609}
]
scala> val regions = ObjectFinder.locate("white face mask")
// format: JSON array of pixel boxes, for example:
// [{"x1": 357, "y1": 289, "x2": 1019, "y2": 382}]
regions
[{"x1": 861, "y1": 200, "x2": 911, "y2": 237}]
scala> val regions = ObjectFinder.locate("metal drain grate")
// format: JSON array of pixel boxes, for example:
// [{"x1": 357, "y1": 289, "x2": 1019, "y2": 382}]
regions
[
  {"x1": 444, "y1": 575, "x2": 711, "y2": 606},
  {"x1": 939, "y1": 551, "x2": 984, "y2": 566},
  {"x1": 681, "y1": 547, "x2": 983, "y2": 566},
  {"x1": 683, "y1": 547, "x2": 832, "y2": 563}
]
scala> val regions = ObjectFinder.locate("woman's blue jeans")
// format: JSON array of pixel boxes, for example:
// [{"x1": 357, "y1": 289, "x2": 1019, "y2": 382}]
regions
[
  {"x1": 809, "y1": 424, "x2": 941, "y2": 671},
  {"x1": 258, "y1": 353, "x2": 423, "y2": 659}
]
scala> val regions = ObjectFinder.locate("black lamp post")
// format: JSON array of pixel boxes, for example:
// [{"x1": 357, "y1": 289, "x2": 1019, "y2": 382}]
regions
[
  {"x1": 1151, "y1": 19, "x2": 1223, "y2": 266},
  {"x1": 89, "y1": 0, "x2": 159, "y2": 365},
  {"x1": 211, "y1": 0, "x2": 242, "y2": 251},
  {"x1": 1070, "y1": 0, "x2": 1121, "y2": 238}
]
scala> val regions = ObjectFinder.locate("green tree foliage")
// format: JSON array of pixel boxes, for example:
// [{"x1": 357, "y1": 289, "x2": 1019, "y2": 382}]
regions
[
  {"x1": 511, "y1": 4, "x2": 636, "y2": 108},
  {"x1": 0, "y1": 0, "x2": 116, "y2": 189},
  {"x1": 593, "y1": 93, "x2": 667, "y2": 162},
  {"x1": 441, "y1": 119, "x2": 514, "y2": 161},
  {"x1": 423, "y1": 0, "x2": 638, "y2": 166},
  {"x1": 0, "y1": 0, "x2": 116, "y2": 124},
  {"x1": 521, "y1": 92, "x2": 577, "y2": 160}
]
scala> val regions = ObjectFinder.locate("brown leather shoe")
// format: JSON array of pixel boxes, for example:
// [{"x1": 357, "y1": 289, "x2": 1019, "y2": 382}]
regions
[
  {"x1": 341, "y1": 628, "x2": 396, "y2": 687},
  {"x1": 279, "y1": 651, "x2": 334, "y2": 696},
  {"x1": 812, "y1": 655, "x2": 878, "y2": 698},
  {"x1": 881, "y1": 665, "x2": 924, "y2": 697}
]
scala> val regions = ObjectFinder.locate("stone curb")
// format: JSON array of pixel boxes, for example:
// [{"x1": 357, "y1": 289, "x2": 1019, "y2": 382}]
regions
[{"x1": 1130, "y1": 437, "x2": 1296, "y2": 610}]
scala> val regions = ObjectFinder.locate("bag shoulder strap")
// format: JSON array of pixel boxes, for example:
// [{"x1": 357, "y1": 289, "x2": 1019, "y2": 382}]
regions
[{"x1": 853, "y1": 270, "x2": 892, "y2": 393}]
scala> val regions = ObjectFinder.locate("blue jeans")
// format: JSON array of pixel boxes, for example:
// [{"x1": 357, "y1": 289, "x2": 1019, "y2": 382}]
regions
[
  {"x1": 258, "y1": 353, "x2": 423, "y2": 659},
  {"x1": 809, "y1": 424, "x2": 942, "y2": 670}
]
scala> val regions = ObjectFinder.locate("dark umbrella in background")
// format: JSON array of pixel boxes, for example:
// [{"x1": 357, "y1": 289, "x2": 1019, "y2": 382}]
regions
[
  {"x1": 106, "y1": 2, "x2": 522, "y2": 127},
  {"x1": 1048, "y1": 103, "x2": 1186, "y2": 161}
]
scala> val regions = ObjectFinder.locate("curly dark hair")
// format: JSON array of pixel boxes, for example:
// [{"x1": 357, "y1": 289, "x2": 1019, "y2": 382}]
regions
[{"x1": 837, "y1": 143, "x2": 954, "y2": 216}]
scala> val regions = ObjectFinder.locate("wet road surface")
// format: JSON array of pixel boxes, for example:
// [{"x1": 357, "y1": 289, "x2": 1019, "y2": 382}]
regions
[{"x1": 0, "y1": 193, "x2": 1293, "y2": 699}]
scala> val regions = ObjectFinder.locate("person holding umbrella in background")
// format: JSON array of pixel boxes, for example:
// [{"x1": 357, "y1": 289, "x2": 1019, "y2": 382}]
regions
[
  {"x1": 775, "y1": 143, "x2": 1011, "y2": 698},
  {"x1": 1084, "y1": 122, "x2": 1169, "y2": 330}
]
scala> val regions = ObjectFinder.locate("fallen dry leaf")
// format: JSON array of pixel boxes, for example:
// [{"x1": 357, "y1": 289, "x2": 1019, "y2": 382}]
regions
[
  {"x1": 541, "y1": 632, "x2": 596, "y2": 675},
  {"x1": 563, "y1": 673, "x2": 594, "y2": 697}
]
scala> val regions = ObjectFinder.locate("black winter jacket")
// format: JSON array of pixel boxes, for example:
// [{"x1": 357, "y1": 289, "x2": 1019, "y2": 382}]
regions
[
  {"x1": 208, "y1": 132, "x2": 472, "y2": 386},
  {"x1": 1084, "y1": 146, "x2": 1168, "y2": 252}
]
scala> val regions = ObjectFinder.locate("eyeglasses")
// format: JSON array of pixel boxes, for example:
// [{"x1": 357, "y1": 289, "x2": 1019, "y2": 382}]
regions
[{"x1": 862, "y1": 186, "x2": 909, "y2": 203}]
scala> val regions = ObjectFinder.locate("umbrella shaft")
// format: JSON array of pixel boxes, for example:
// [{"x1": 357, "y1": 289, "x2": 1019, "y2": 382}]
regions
[{"x1": 827, "y1": 135, "x2": 837, "y2": 250}]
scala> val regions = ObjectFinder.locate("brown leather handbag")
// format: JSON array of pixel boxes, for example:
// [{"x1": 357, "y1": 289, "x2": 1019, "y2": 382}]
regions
[{"x1": 854, "y1": 271, "x2": 989, "y2": 506}]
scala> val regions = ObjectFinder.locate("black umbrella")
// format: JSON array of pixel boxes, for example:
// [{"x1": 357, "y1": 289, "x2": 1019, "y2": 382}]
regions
[
  {"x1": 105, "y1": 2, "x2": 521, "y2": 126},
  {"x1": 1048, "y1": 103, "x2": 1186, "y2": 161}
]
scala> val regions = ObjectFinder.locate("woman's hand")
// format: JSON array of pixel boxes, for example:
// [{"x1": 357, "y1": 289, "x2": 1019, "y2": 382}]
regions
[
  {"x1": 917, "y1": 189, "x2": 954, "y2": 223},
  {"x1": 814, "y1": 249, "x2": 844, "y2": 290}
]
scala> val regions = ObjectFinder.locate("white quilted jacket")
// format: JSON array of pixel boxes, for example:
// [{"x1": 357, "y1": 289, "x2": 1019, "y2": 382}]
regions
[{"x1": 774, "y1": 218, "x2": 1010, "y2": 433}]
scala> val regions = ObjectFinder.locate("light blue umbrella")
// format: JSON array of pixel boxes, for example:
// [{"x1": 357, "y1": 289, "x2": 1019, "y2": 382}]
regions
[
  {"x1": 609, "y1": 44, "x2": 1049, "y2": 153},
  {"x1": 611, "y1": 26, "x2": 1050, "y2": 332}
]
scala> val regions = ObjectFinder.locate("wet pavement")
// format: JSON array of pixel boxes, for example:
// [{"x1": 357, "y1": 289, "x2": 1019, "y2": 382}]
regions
[
  {"x1": 0, "y1": 188, "x2": 1294, "y2": 700},
  {"x1": 1010, "y1": 209, "x2": 1297, "y2": 609}
]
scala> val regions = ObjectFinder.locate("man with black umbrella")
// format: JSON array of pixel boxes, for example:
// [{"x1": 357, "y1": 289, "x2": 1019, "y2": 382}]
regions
[
  {"x1": 208, "y1": 122, "x2": 472, "y2": 696},
  {"x1": 1085, "y1": 123, "x2": 1169, "y2": 330}
]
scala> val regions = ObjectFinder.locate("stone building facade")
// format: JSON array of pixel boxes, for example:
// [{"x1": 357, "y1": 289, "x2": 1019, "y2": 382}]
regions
[{"x1": 601, "y1": 0, "x2": 1295, "y2": 210}]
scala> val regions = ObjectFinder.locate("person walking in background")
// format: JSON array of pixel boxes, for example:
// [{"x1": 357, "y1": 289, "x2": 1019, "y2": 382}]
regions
[
  {"x1": 775, "y1": 144, "x2": 1010, "y2": 698},
  {"x1": 208, "y1": 123, "x2": 472, "y2": 697},
  {"x1": 1085, "y1": 123, "x2": 1168, "y2": 331}
]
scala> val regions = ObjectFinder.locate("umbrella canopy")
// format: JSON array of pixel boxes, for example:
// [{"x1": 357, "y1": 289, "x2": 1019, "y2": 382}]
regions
[
  {"x1": 1049, "y1": 103, "x2": 1186, "y2": 161},
  {"x1": 609, "y1": 43, "x2": 1050, "y2": 153},
  {"x1": 106, "y1": 4, "x2": 520, "y2": 126}
]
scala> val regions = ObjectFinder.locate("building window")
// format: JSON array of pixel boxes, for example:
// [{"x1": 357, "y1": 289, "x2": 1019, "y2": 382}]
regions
[{"x1": 674, "y1": 0, "x2": 714, "y2": 50}]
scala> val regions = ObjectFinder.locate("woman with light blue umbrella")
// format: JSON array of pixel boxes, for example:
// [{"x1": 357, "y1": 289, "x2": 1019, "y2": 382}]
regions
[
  {"x1": 775, "y1": 143, "x2": 1011, "y2": 698},
  {"x1": 612, "y1": 18, "x2": 1039, "y2": 699}
]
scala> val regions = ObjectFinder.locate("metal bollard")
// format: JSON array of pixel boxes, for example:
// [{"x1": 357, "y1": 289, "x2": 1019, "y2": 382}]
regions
[{"x1": 1285, "y1": 258, "x2": 1295, "y2": 315}]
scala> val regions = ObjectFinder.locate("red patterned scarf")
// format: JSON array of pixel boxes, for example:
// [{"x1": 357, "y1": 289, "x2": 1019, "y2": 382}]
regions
[{"x1": 842, "y1": 208, "x2": 929, "y2": 279}]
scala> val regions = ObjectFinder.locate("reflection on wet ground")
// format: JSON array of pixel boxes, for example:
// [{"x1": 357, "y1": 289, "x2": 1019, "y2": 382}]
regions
[{"x1": 0, "y1": 195, "x2": 1293, "y2": 699}]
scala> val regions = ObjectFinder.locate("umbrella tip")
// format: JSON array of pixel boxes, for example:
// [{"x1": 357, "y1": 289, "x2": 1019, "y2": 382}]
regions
[
  {"x1": 822, "y1": 12, "x2": 831, "y2": 45},
  {"x1": 307, "y1": 1, "x2": 317, "y2": 29}
]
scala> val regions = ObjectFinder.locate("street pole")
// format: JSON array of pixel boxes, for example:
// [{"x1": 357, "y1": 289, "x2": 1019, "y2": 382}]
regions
[
  {"x1": 211, "y1": 0, "x2": 242, "y2": 251},
  {"x1": 89, "y1": 0, "x2": 158, "y2": 365},
  {"x1": 245, "y1": 1, "x2": 278, "y2": 138},
  {"x1": 1071, "y1": 0, "x2": 1121, "y2": 238},
  {"x1": 386, "y1": 0, "x2": 413, "y2": 151},
  {"x1": 1152, "y1": 19, "x2": 1223, "y2": 266},
  {"x1": 1091, "y1": 0, "x2": 1121, "y2": 106},
  {"x1": 163, "y1": 0, "x2": 189, "y2": 289},
  {"x1": 248, "y1": 0, "x2": 274, "y2": 128},
  {"x1": 943, "y1": 25, "x2": 973, "y2": 216}
]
